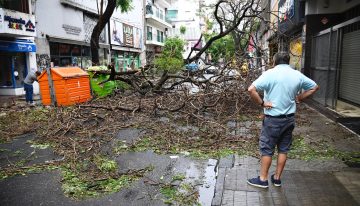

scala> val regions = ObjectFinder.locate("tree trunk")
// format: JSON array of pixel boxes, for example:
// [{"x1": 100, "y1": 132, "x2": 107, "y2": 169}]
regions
[{"x1": 91, "y1": 0, "x2": 116, "y2": 65}]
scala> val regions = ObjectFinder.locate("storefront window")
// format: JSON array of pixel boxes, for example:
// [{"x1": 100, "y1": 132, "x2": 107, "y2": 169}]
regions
[
  {"x1": 71, "y1": 45, "x2": 81, "y2": 56},
  {"x1": 60, "y1": 57, "x2": 72, "y2": 67},
  {"x1": 82, "y1": 46, "x2": 91, "y2": 56},
  {"x1": 111, "y1": 51, "x2": 141, "y2": 71},
  {"x1": 50, "y1": 42, "x2": 93, "y2": 69},
  {"x1": 50, "y1": 42, "x2": 59, "y2": 56},
  {"x1": 59, "y1": 44, "x2": 71, "y2": 56},
  {"x1": 51, "y1": 56, "x2": 59, "y2": 67}
]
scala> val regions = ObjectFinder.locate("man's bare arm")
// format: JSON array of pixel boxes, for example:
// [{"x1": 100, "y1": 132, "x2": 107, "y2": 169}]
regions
[
  {"x1": 247, "y1": 85, "x2": 272, "y2": 108},
  {"x1": 297, "y1": 85, "x2": 320, "y2": 102}
]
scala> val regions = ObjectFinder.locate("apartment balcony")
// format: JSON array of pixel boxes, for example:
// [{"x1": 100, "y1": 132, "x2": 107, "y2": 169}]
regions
[
  {"x1": 0, "y1": 8, "x2": 36, "y2": 37},
  {"x1": 155, "y1": 0, "x2": 171, "y2": 8},
  {"x1": 145, "y1": 32, "x2": 165, "y2": 47},
  {"x1": 146, "y1": 4, "x2": 172, "y2": 29}
]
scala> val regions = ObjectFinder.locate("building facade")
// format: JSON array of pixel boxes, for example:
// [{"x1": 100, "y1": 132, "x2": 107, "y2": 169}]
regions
[
  {"x1": 145, "y1": 0, "x2": 172, "y2": 62},
  {"x1": 167, "y1": 0, "x2": 205, "y2": 60},
  {"x1": 35, "y1": 0, "x2": 110, "y2": 72},
  {"x1": 110, "y1": 0, "x2": 145, "y2": 71},
  {"x1": 0, "y1": 0, "x2": 38, "y2": 95},
  {"x1": 35, "y1": 0, "x2": 145, "y2": 74}
]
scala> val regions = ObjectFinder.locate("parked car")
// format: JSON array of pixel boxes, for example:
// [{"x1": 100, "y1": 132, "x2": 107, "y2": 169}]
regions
[{"x1": 185, "y1": 63, "x2": 199, "y2": 72}]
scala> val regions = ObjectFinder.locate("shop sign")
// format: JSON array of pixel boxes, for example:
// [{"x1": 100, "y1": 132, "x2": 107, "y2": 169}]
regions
[
  {"x1": 110, "y1": 19, "x2": 124, "y2": 46},
  {"x1": 279, "y1": 0, "x2": 295, "y2": 22},
  {"x1": 0, "y1": 8, "x2": 36, "y2": 37},
  {"x1": 4, "y1": 15, "x2": 25, "y2": 30},
  {"x1": 62, "y1": 24, "x2": 82, "y2": 35},
  {"x1": 123, "y1": 24, "x2": 134, "y2": 47},
  {"x1": 0, "y1": 39, "x2": 36, "y2": 52}
]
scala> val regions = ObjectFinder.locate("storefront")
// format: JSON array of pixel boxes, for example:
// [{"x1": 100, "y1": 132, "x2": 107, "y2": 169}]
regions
[
  {"x1": 0, "y1": 8, "x2": 37, "y2": 96},
  {"x1": 110, "y1": 19, "x2": 143, "y2": 71},
  {"x1": 0, "y1": 39, "x2": 36, "y2": 88},
  {"x1": 111, "y1": 51, "x2": 140, "y2": 72}
]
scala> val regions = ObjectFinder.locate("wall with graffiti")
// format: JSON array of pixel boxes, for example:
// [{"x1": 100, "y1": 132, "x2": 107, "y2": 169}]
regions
[{"x1": 36, "y1": 54, "x2": 50, "y2": 71}]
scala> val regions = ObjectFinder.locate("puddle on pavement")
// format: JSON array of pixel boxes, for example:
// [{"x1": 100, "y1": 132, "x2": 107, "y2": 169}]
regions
[
  {"x1": 197, "y1": 159, "x2": 218, "y2": 206},
  {"x1": 115, "y1": 150, "x2": 219, "y2": 205}
]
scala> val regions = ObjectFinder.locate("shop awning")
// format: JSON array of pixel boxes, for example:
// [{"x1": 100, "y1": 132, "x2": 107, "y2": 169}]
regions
[{"x1": 0, "y1": 39, "x2": 36, "y2": 52}]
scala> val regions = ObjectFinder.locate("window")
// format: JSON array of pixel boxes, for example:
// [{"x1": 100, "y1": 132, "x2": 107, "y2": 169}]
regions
[
  {"x1": 59, "y1": 44, "x2": 71, "y2": 56},
  {"x1": 167, "y1": 10, "x2": 178, "y2": 19},
  {"x1": 82, "y1": 46, "x2": 91, "y2": 56},
  {"x1": 157, "y1": 30, "x2": 164, "y2": 43},
  {"x1": 0, "y1": 0, "x2": 29, "y2": 13},
  {"x1": 147, "y1": 26, "x2": 153, "y2": 40},
  {"x1": 71, "y1": 45, "x2": 81, "y2": 56},
  {"x1": 50, "y1": 42, "x2": 59, "y2": 56},
  {"x1": 156, "y1": 7, "x2": 160, "y2": 19},
  {"x1": 49, "y1": 42, "x2": 92, "y2": 68},
  {"x1": 157, "y1": 30, "x2": 161, "y2": 42},
  {"x1": 160, "y1": 10, "x2": 164, "y2": 20}
]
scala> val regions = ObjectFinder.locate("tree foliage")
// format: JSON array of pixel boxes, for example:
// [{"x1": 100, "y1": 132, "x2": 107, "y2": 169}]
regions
[
  {"x1": 116, "y1": 0, "x2": 132, "y2": 12},
  {"x1": 154, "y1": 37, "x2": 185, "y2": 73},
  {"x1": 180, "y1": 26, "x2": 186, "y2": 35},
  {"x1": 204, "y1": 34, "x2": 235, "y2": 63}
]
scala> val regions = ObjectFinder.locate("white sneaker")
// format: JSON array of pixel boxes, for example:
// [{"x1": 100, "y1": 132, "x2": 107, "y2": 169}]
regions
[{"x1": 29, "y1": 102, "x2": 36, "y2": 107}]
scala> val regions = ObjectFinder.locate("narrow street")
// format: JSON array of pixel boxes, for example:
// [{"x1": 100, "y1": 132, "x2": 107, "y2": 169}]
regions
[
  {"x1": 1, "y1": 0, "x2": 360, "y2": 205},
  {"x1": 0, "y1": 99, "x2": 359, "y2": 205}
]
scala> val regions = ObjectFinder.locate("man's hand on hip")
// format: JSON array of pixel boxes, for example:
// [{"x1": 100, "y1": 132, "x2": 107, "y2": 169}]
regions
[{"x1": 263, "y1": 102, "x2": 273, "y2": 109}]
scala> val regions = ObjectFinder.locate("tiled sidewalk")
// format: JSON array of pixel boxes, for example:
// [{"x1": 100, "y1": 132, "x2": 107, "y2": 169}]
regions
[{"x1": 212, "y1": 156, "x2": 360, "y2": 206}]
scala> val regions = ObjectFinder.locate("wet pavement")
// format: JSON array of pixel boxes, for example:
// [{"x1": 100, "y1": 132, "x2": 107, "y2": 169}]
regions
[
  {"x1": 1, "y1": 102, "x2": 360, "y2": 205},
  {"x1": 212, "y1": 156, "x2": 360, "y2": 206},
  {"x1": 0, "y1": 133, "x2": 215, "y2": 206},
  {"x1": 0, "y1": 134, "x2": 61, "y2": 168}
]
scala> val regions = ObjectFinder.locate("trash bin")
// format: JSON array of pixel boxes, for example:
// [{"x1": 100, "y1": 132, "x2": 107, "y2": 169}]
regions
[{"x1": 38, "y1": 67, "x2": 91, "y2": 106}]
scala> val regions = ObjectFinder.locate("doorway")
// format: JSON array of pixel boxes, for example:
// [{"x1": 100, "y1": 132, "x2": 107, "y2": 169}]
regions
[{"x1": 0, "y1": 51, "x2": 27, "y2": 88}]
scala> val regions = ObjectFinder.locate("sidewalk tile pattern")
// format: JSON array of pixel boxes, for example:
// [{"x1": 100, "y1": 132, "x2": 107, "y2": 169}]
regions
[{"x1": 213, "y1": 156, "x2": 359, "y2": 206}]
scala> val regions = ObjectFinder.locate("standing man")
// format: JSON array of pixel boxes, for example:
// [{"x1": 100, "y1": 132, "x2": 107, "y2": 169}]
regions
[
  {"x1": 247, "y1": 52, "x2": 319, "y2": 188},
  {"x1": 24, "y1": 70, "x2": 41, "y2": 106}
]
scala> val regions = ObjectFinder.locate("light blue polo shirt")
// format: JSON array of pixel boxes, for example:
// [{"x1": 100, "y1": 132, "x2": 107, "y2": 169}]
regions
[{"x1": 252, "y1": 64, "x2": 317, "y2": 116}]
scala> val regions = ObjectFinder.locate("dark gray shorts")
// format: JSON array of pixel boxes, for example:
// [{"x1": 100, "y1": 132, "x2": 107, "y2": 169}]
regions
[{"x1": 259, "y1": 116, "x2": 295, "y2": 156}]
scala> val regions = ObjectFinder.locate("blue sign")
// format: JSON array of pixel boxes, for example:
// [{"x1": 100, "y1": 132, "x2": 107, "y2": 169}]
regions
[{"x1": 0, "y1": 39, "x2": 36, "y2": 52}]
